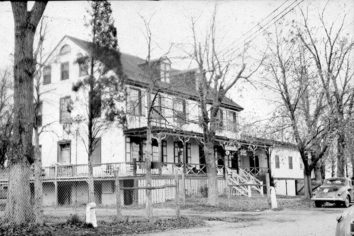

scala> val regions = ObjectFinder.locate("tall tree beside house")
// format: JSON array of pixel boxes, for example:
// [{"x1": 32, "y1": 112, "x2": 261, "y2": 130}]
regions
[
  {"x1": 188, "y1": 10, "x2": 260, "y2": 205},
  {"x1": 7, "y1": 1, "x2": 47, "y2": 224},
  {"x1": 263, "y1": 20, "x2": 331, "y2": 199},
  {"x1": 297, "y1": 10, "x2": 354, "y2": 177},
  {"x1": 72, "y1": 0, "x2": 123, "y2": 203}
]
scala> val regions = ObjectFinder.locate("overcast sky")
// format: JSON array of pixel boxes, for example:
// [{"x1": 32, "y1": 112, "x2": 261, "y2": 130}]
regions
[{"x1": 0, "y1": 0, "x2": 353, "y2": 124}]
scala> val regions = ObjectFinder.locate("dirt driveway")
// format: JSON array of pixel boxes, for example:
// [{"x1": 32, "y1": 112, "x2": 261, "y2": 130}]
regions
[{"x1": 149, "y1": 207, "x2": 343, "y2": 236}]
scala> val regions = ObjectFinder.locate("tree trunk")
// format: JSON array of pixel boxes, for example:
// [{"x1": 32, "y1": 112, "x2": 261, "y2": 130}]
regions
[
  {"x1": 87, "y1": 161, "x2": 95, "y2": 203},
  {"x1": 6, "y1": 163, "x2": 33, "y2": 223},
  {"x1": 205, "y1": 141, "x2": 217, "y2": 206},
  {"x1": 34, "y1": 128, "x2": 43, "y2": 225},
  {"x1": 303, "y1": 170, "x2": 312, "y2": 199},
  {"x1": 314, "y1": 161, "x2": 322, "y2": 184},
  {"x1": 7, "y1": 3, "x2": 41, "y2": 222},
  {"x1": 145, "y1": 125, "x2": 153, "y2": 219},
  {"x1": 145, "y1": 92, "x2": 153, "y2": 219},
  {"x1": 337, "y1": 133, "x2": 346, "y2": 177}
]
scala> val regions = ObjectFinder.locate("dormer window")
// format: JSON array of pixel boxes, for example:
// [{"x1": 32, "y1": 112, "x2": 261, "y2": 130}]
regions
[
  {"x1": 160, "y1": 62, "x2": 171, "y2": 83},
  {"x1": 59, "y1": 44, "x2": 71, "y2": 55}
]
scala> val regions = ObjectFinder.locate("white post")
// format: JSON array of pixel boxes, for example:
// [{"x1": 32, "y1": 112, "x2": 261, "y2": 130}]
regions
[
  {"x1": 270, "y1": 186, "x2": 278, "y2": 209},
  {"x1": 248, "y1": 185, "x2": 252, "y2": 198}
]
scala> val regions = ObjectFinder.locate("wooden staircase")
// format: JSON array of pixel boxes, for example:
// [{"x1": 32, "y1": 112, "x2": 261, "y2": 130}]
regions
[{"x1": 226, "y1": 168, "x2": 264, "y2": 197}]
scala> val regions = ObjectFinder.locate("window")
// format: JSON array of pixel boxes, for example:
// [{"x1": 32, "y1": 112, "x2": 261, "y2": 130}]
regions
[
  {"x1": 217, "y1": 109, "x2": 224, "y2": 130},
  {"x1": 125, "y1": 137, "x2": 131, "y2": 162},
  {"x1": 91, "y1": 138, "x2": 101, "y2": 165},
  {"x1": 174, "y1": 142, "x2": 183, "y2": 163},
  {"x1": 173, "y1": 142, "x2": 191, "y2": 163},
  {"x1": 60, "y1": 44, "x2": 71, "y2": 55},
  {"x1": 58, "y1": 141, "x2": 71, "y2": 164},
  {"x1": 59, "y1": 96, "x2": 72, "y2": 123},
  {"x1": 288, "y1": 156, "x2": 293, "y2": 169},
  {"x1": 227, "y1": 111, "x2": 237, "y2": 132},
  {"x1": 160, "y1": 62, "x2": 171, "y2": 83},
  {"x1": 35, "y1": 101, "x2": 43, "y2": 127},
  {"x1": 275, "y1": 155, "x2": 280, "y2": 168},
  {"x1": 43, "y1": 66, "x2": 51, "y2": 85},
  {"x1": 61, "y1": 62, "x2": 69, "y2": 80},
  {"x1": 173, "y1": 98, "x2": 186, "y2": 123},
  {"x1": 162, "y1": 140, "x2": 167, "y2": 162},
  {"x1": 152, "y1": 139, "x2": 159, "y2": 162},
  {"x1": 127, "y1": 88, "x2": 143, "y2": 116},
  {"x1": 77, "y1": 53, "x2": 88, "y2": 77},
  {"x1": 151, "y1": 94, "x2": 162, "y2": 120},
  {"x1": 186, "y1": 143, "x2": 191, "y2": 164}
]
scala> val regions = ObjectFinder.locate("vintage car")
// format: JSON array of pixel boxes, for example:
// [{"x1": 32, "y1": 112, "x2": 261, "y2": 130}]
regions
[{"x1": 311, "y1": 177, "x2": 352, "y2": 208}]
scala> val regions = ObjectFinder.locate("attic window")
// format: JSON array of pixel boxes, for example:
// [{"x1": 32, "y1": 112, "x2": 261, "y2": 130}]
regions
[
  {"x1": 160, "y1": 62, "x2": 170, "y2": 83},
  {"x1": 60, "y1": 44, "x2": 71, "y2": 55}
]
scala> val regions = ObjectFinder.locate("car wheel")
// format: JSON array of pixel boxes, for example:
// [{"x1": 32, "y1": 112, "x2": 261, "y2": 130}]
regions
[
  {"x1": 343, "y1": 196, "x2": 350, "y2": 208},
  {"x1": 315, "y1": 201, "x2": 323, "y2": 208}
]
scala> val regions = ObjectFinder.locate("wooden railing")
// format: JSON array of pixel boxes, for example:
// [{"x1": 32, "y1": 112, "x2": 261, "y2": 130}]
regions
[
  {"x1": 40, "y1": 162, "x2": 210, "y2": 179},
  {"x1": 0, "y1": 163, "x2": 268, "y2": 181}
]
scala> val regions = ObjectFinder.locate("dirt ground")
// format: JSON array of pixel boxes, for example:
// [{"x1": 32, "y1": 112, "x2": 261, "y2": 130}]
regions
[
  {"x1": 0, "y1": 197, "x2": 345, "y2": 235},
  {"x1": 150, "y1": 207, "x2": 343, "y2": 236}
]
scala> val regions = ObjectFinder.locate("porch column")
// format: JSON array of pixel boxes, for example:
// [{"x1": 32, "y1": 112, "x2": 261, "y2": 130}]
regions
[
  {"x1": 181, "y1": 140, "x2": 186, "y2": 205},
  {"x1": 157, "y1": 136, "x2": 162, "y2": 175},
  {"x1": 266, "y1": 146, "x2": 274, "y2": 187}
]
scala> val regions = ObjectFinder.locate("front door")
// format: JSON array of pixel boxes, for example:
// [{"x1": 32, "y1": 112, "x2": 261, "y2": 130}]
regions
[
  {"x1": 249, "y1": 155, "x2": 259, "y2": 175},
  {"x1": 231, "y1": 152, "x2": 239, "y2": 171}
]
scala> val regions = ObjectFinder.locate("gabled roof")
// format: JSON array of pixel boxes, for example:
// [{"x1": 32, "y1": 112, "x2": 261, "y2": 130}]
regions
[{"x1": 66, "y1": 35, "x2": 243, "y2": 111}]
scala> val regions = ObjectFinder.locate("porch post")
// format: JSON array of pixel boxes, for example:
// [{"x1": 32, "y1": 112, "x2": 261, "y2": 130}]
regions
[
  {"x1": 157, "y1": 135, "x2": 162, "y2": 175},
  {"x1": 266, "y1": 146, "x2": 274, "y2": 187},
  {"x1": 181, "y1": 140, "x2": 186, "y2": 205}
]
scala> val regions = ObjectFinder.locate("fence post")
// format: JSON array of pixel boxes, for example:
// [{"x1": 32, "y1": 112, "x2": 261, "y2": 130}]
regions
[
  {"x1": 114, "y1": 168, "x2": 122, "y2": 220},
  {"x1": 248, "y1": 185, "x2": 252, "y2": 198},
  {"x1": 260, "y1": 181, "x2": 264, "y2": 196},
  {"x1": 174, "y1": 172, "x2": 180, "y2": 218}
]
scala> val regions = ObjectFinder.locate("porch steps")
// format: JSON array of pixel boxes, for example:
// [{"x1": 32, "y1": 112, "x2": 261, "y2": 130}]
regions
[{"x1": 226, "y1": 168, "x2": 264, "y2": 197}]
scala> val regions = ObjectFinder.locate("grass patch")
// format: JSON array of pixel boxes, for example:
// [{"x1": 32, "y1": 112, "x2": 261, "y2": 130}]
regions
[{"x1": 0, "y1": 217, "x2": 204, "y2": 236}]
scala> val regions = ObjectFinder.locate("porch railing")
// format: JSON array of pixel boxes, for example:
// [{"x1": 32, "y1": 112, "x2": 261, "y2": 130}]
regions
[
  {"x1": 40, "y1": 162, "x2": 210, "y2": 179},
  {"x1": 242, "y1": 167, "x2": 269, "y2": 176},
  {"x1": 0, "y1": 163, "x2": 268, "y2": 181}
]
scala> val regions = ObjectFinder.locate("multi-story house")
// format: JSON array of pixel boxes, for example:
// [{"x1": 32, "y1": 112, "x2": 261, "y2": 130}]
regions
[{"x1": 0, "y1": 35, "x2": 307, "y2": 206}]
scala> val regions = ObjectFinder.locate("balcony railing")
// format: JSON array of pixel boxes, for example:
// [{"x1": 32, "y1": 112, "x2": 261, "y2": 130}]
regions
[{"x1": 0, "y1": 163, "x2": 268, "y2": 180}]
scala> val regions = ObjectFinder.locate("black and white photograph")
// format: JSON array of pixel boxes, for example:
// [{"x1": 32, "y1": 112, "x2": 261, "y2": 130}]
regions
[{"x1": 0, "y1": 0, "x2": 353, "y2": 235}]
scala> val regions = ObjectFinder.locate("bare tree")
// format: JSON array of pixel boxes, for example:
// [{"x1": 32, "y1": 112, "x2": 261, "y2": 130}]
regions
[
  {"x1": 297, "y1": 9, "x2": 354, "y2": 177},
  {"x1": 0, "y1": 69, "x2": 13, "y2": 167},
  {"x1": 73, "y1": 0, "x2": 122, "y2": 203},
  {"x1": 187, "y1": 9, "x2": 260, "y2": 205},
  {"x1": 8, "y1": 1, "x2": 47, "y2": 224},
  {"x1": 263, "y1": 21, "x2": 330, "y2": 198}
]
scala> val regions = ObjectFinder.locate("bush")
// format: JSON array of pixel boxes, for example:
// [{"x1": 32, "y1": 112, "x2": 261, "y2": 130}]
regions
[
  {"x1": 66, "y1": 214, "x2": 83, "y2": 225},
  {"x1": 200, "y1": 185, "x2": 208, "y2": 198}
]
